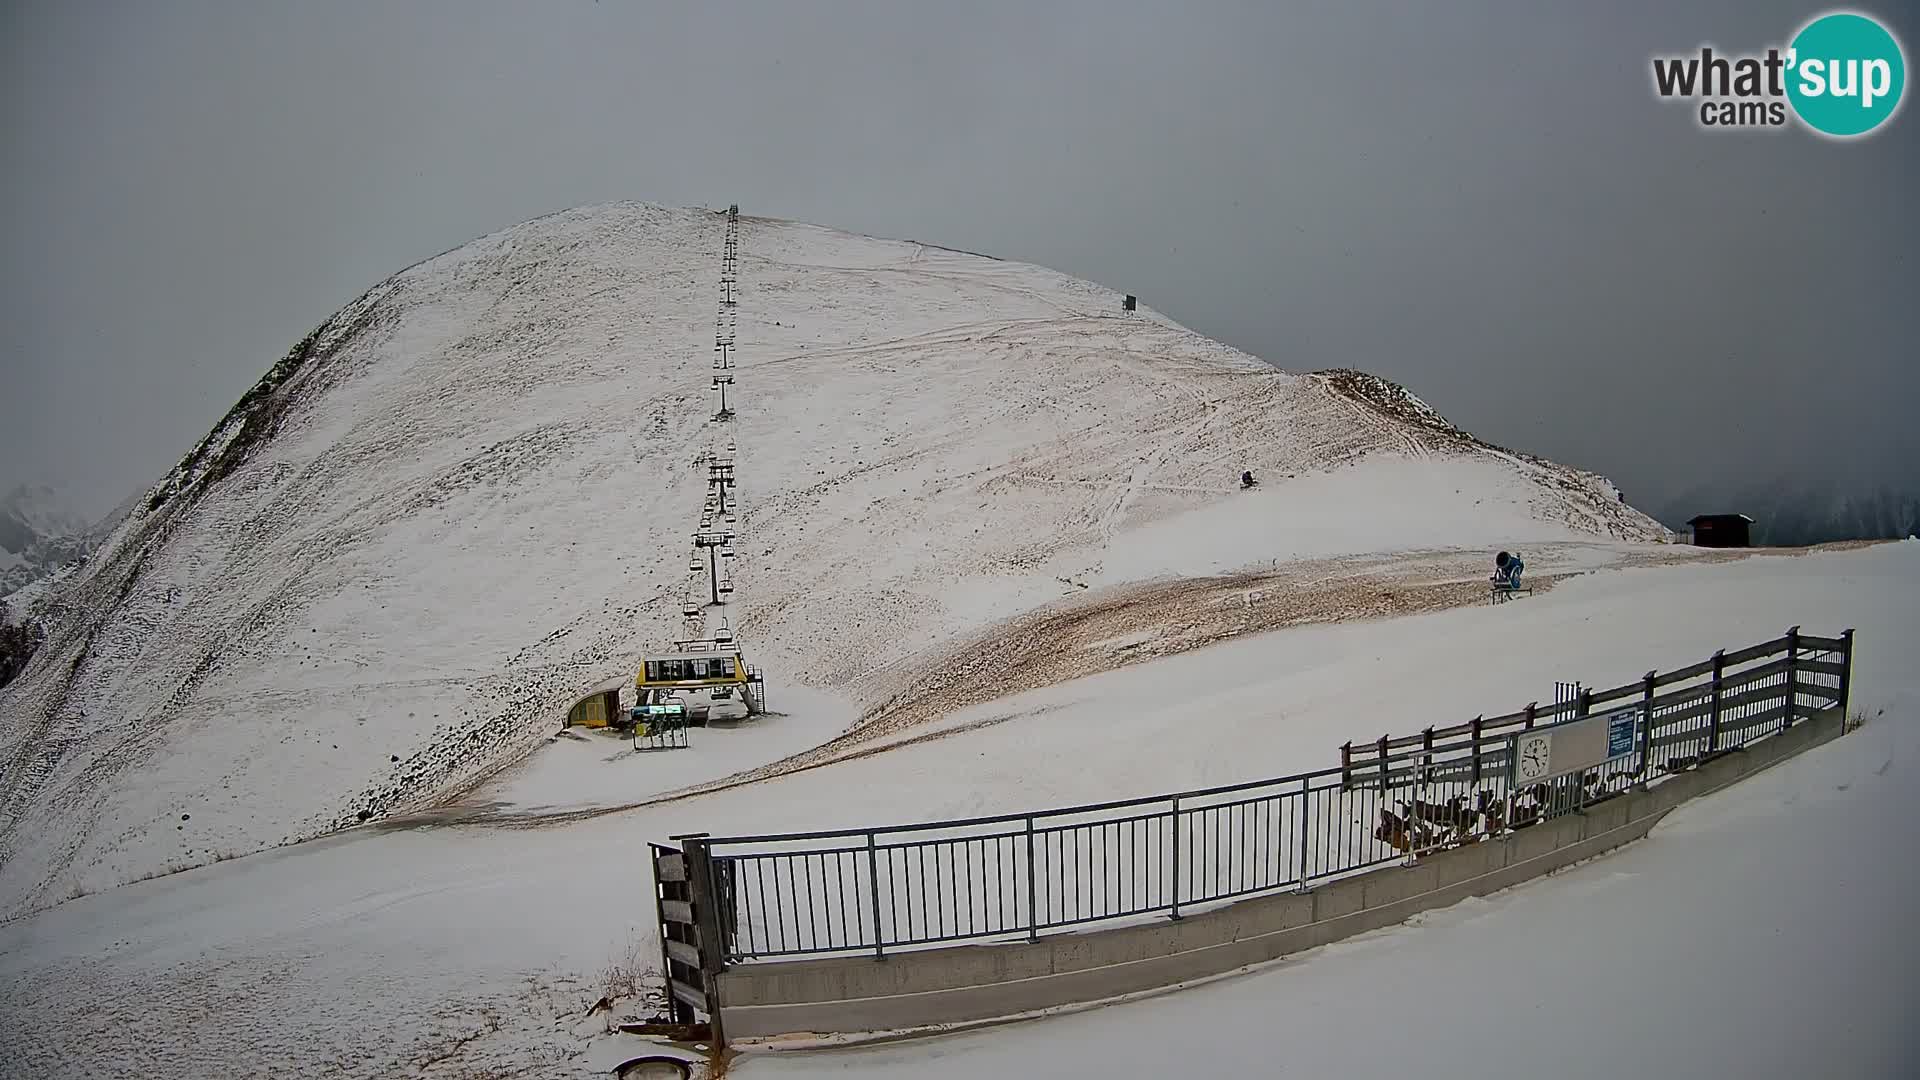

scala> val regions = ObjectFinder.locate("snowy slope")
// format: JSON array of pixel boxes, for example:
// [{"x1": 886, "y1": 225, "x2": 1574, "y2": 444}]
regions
[
  {"x1": 0, "y1": 202, "x2": 1663, "y2": 918},
  {"x1": 0, "y1": 542, "x2": 1911, "y2": 1080},
  {"x1": 736, "y1": 706, "x2": 1919, "y2": 1080}
]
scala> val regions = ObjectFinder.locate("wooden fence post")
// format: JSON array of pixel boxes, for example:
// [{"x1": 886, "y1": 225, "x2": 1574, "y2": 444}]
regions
[
  {"x1": 680, "y1": 835, "x2": 729, "y2": 1048},
  {"x1": 650, "y1": 844, "x2": 694, "y2": 1026}
]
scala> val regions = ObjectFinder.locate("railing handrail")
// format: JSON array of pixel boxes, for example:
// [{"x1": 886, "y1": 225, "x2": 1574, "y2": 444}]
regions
[
  {"x1": 706, "y1": 761, "x2": 1353, "y2": 846},
  {"x1": 1375, "y1": 633, "x2": 1807, "y2": 749},
  {"x1": 1347, "y1": 630, "x2": 1810, "y2": 760},
  {"x1": 704, "y1": 627, "x2": 1844, "y2": 850}
]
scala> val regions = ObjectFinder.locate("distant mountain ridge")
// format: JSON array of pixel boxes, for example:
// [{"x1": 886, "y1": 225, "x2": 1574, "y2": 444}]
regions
[
  {"x1": 0, "y1": 485, "x2": 108, "y2": 598},
  {"x1": 1656, "y1": 484, "x2": 1920, "y2": 547}
]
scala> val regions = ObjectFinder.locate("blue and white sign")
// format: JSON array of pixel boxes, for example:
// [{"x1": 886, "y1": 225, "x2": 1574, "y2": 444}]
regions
[{"x1": 1606, "y1": 708, "x2": 1638, "y2": 759}]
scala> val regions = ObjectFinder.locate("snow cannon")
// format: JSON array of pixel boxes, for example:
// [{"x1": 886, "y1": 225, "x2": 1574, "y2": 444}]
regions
[{"x1": 1489, "y1": 551, "x2": 1531, "y2": 603}]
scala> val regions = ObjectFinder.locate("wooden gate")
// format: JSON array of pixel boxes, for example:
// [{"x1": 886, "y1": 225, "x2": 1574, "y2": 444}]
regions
[{"x1": 650, "y1": 836, "x2": 729, "y2": 1044}]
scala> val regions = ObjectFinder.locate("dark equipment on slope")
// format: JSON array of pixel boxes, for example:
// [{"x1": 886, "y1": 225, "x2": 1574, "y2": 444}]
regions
[
  {"x1": 1240, "y1": 470, "x2": 1258, "y2": 490},
  {"x1": 1490, "y1": 550, "x2": 1532, "y2": 603}
]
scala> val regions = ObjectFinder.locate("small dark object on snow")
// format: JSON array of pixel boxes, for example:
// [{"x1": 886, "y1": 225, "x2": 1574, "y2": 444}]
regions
[{"x1": 1240, "y1": 471, "x2": 1258, "y2": 490}]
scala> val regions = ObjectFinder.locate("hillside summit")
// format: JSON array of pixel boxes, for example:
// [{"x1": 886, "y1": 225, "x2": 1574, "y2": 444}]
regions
[{"x1": 0, "y1": 203, "x2": 1663, "y2": 916}]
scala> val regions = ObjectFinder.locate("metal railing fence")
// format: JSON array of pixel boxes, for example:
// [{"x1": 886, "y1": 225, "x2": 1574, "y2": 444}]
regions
[{"x1": 664, "y1": 627, "x2": 1852, "y2": 963}]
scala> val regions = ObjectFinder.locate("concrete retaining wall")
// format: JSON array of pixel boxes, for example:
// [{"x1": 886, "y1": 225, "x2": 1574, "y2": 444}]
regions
[{"x1": 718, "y1": 706, "x2": 1844, "y2": 1041}]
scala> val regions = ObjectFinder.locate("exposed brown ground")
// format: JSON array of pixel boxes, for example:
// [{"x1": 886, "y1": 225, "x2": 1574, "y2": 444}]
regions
[{"x1": 421, "y1": 538, "x2": 1912, "y2": 829}]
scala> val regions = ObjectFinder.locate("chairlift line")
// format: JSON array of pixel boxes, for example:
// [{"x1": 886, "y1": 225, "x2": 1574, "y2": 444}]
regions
[{"x1": 632, "y1": 199, "x2": 768, "y2": 725}]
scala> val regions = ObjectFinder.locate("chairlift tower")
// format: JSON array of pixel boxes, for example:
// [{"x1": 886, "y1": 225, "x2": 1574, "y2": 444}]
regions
[
  {"x1": 708, "y1": 459, "x2": 737, "y2": 514},
  {"x1": 712, "y1": 375, "x2": 734, "y2": 420},
  {"x1": 693, "y1": 529, "x2": 736, "y2": 605}
]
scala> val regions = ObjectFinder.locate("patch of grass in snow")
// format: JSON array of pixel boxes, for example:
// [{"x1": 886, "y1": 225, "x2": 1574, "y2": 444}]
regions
[{"x1": 600, "y1": 936, "x2": 658, "y2": 1009}]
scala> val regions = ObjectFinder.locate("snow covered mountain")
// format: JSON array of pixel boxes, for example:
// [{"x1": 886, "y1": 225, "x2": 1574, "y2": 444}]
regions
[
  {"x1": 0, "y1": 485, "x2": 97, "y2": 598},
  {"x1": 0, "y1": 202, "x2": 1665, "y2": 917}
]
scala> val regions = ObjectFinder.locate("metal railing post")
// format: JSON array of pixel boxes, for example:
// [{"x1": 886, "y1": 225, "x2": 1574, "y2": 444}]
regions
[
  {"x1": 1575, "y1": 690, "x2": 1593, "y2": 811},
  {"x1": 1840, "y1": 628, "x2": 1856, "y2": 725},
  {"x1": 1024, "y1": 816, "x2": 1039, "y2": 941},
  {"x1": 1375, "y1": 735, "x2": 1389, "y2": 791},
  {"x1": 1410, "y1": 727, "x2": 1436, "y2": 865},
  {"x1": 1707, "y1": 650, "x2": 1726, "y2": 754},
  {"x1": 1295, "y1": 776, "x2": 1312, "y2": 892},
  {"x1": 1169, "y1": 797, "x2": 1183, "y2": 921},
  {"x1": 1639, "y1": 670, "x2": 1656, "y2": 782},
  {"x1": 866, "y1": 831, "x2": 884, "y2": 959},
  {"x1": 1782, "y1": 626, "x2": 1800, "y2": 735},
  {"x1": 1340, "y1": 742, "x2": 1352, "y2": 791},
  {"x1": 1502, "y1": 734, "x2": 1517, "y2": 834},
  {"x1": 1469, "y1": 716, "x2": 1483, "y2": 785}
]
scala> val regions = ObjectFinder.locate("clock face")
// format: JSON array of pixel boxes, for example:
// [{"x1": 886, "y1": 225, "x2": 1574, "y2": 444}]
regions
[{"x1": 1517, "y1": 734, "x2": 1552, "y2": 780}]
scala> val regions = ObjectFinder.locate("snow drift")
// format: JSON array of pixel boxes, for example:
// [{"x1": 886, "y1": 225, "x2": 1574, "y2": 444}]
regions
[{"x1": 0, "y1": 202, "x2": 1663, "y2": 917}]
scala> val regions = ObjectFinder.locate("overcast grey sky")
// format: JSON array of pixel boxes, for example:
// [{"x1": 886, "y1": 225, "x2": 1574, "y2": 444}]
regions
[{"x1": 3, "y1": 0, "x2": 1915, "y2": 520}]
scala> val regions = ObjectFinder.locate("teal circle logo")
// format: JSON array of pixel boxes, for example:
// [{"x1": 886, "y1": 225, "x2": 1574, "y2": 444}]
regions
[{"x1": 1786, "y1": 12, "x2": 1906, "y2": 137}]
